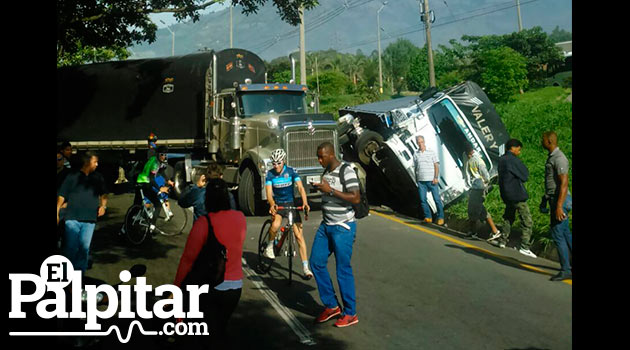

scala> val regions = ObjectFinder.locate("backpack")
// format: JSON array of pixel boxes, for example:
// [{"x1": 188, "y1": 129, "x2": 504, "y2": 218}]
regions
[
  {"x1": 180, "y1": 214, "x2": 227, "y2": 289},
  {"x1": 332, "y1": 163, "x2": 370, "y2": 219}
]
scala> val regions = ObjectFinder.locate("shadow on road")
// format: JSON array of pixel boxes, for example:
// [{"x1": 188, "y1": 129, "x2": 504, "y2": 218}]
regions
[
  {"x1": 443, "y1": 244, "x2": 558, "y2": 276},
  {"x1": 89, "y1": 221, "x2": 182, "y2": 265},
  {"x1": 241, "y1": 251, "x2": 321, "y2": 319}
]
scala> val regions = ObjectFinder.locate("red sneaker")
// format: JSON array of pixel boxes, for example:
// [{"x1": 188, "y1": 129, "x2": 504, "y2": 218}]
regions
[
  {"x1": 334, "y1": 314, "x2": 359, "y2": 328},
  {"x1": 315, "y1": 306, "x2": 341, "y2": 323}
]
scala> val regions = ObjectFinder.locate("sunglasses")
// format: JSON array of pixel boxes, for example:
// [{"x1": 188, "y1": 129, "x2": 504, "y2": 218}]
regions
[
  {"x1": 159, "y1": 153, "x2": 168, "y2": 157},
  {"x1": 272, "y1": 161, "x2": 283, "y2": 166}
]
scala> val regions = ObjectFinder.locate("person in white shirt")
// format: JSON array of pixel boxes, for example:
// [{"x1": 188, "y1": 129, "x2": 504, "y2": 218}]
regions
[{"x1": 412, "y1": 135, "x2": 444, "y2": 225}]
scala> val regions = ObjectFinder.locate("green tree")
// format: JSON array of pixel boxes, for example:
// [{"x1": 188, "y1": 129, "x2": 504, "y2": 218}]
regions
[
  {"x1": 57, "y1": 43, "x2": 130, "y2": 67},
  {"x1": 307, "y1": 70, "x2": 351, "y2": 96},
  {"x1": 462, "y1": 27, "x2": 563, "y2": 88},
  {"x1": 478, "y1": 47, "x2": 528, "y2": 103},
  {"x1": 406, "y1": 51, "x2": 428, "y2": 92},
  {"x1": 267, "y1": 57, "x2": 293, "y2": 82},
  {"x1": 548, "y1": 26, "x2": 572, "y2": 43},
  {"x1": 57, "y1": 0, "x2": 320, "y2": 63},
  {"x1": 382, "y1": 39, "x2": 421, "y2": 94}
]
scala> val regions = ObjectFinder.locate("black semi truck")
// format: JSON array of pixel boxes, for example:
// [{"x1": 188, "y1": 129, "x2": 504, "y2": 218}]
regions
[{"x1": 58, "y1": 48, "x2": 338, "y2": 215}]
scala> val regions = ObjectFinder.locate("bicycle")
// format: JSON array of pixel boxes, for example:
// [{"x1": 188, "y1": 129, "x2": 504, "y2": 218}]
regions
[
  {"x1": 124, "y1": 185, "x2": 188, "y2": 245},
  {"x1": 257, "y1": 205, "x2": 308, "y2": 284}
]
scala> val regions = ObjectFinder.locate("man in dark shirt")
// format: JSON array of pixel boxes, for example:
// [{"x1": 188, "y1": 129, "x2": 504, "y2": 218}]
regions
[
  {"x1": 491, "y1": 139, "x2": 536, "y2": 258},
  {"x1": 60, "y1": 141, "x2": 73, "y2": 169},
  {"x1": 57, "y1": 151, "x2": 108, "y2": 273}
]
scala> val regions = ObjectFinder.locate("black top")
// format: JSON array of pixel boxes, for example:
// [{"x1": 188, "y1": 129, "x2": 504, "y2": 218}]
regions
[
  {"x1": 498, "y1": 151, "x2": 529, "y2": 203},
  {"x1": 58, "y1": 170, "x2": 107, "y2": 222}
]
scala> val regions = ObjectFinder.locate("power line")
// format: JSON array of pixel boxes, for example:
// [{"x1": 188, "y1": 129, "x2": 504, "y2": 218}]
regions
[
  {"x1": 246, "y1": 0, "x2": 376, "y2": 54},
  {"x1": 342, "y1": 0, "x2": 543, "y2": 51}
]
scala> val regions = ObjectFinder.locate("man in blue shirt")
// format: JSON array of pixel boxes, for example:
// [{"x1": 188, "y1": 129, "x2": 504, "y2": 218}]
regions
[{"x1": 262, "y1": 149, "x2": 313, "y2": 279}]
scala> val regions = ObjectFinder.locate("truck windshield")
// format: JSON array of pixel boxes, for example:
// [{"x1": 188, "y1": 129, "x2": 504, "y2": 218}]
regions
[
  {"x1": 239, "y1": 91, "x2": 307, "y2": 117},
  {"x1": 427, "y1": 98, "x2": 479, "y2": 168}
]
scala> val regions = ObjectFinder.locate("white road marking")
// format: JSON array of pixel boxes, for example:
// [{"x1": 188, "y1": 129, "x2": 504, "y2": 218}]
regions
[{"x1": 241, "y1": 258, "x2": 316, "y2": 346}]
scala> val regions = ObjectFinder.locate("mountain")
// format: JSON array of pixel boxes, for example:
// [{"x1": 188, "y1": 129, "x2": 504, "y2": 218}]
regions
[{"x1": 131, "y1": 0, "x2": 572, "y2": 62}]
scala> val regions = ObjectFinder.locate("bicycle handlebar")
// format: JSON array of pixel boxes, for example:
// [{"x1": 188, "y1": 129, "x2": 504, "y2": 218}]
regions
[{"x1": 276, "y1": 206, "x2": 303, "y2": 210}]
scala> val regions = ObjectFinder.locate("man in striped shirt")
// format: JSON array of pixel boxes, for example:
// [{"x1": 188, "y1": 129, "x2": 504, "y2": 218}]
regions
[
  {"x1": 310, "y1": 142, "x2": 360, "y2": 328},
  {"x1": 413, "y1": 135, "x2": 445, "y2": 225}
]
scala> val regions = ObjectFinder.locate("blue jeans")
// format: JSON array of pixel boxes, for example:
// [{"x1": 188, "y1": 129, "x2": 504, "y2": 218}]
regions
[
  {"x1": 550, "y1": 194, "x2": 572, "y2": 273},
  {"x1": 310, "y1": 221, "x2": 357, "y2": 316},
  {"x1": 417, "y1": 181, "x2": 444, "y2": 220},
  {"x1": 62, "y1": 220, "x2": 96, "y2": 273}
]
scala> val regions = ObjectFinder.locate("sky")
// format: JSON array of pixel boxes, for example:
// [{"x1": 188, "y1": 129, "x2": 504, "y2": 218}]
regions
[{"x1": 136, "y1": 0, "x2": 572, "y2": 61}]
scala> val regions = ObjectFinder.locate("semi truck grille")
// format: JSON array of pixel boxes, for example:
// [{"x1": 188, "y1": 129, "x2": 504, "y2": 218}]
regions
[{"x1": 286, "y1": 129, "x2": 336, "y2": 169}]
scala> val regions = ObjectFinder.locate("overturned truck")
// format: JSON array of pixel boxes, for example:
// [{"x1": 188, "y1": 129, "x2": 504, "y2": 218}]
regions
[{"x1": 337, "y1": 81, "x2": 510, "y2": 219}]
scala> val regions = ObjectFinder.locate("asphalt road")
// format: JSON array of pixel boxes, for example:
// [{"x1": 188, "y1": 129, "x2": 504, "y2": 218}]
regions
[{"x1": 63, "y1": 193, "x2": 571, "y2": 349}]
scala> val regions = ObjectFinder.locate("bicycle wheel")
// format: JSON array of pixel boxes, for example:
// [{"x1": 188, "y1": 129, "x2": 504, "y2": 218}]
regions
[
  {"x1": 257, "y1": 219, "x2": 274, "y2": 274},
  {"x1": 287, "y1": 227, "x2": 294, "y2": 285},
  {"x1": 156, "y1": 201, "x2": 188, "y2": 236},
  {"x1": 125, "y1": 204, "x2": 149, "y2": 245}
]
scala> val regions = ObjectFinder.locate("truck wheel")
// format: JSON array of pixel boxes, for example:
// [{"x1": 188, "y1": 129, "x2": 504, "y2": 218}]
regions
[
  {"x1": 171, "y1": 161, "x2": 187, "y2": 201},
  {"x1": 355, "y1": 130, "x2": 383, "y2": 166},
  {"x1": 238, "y1": 167, "x2": 258, "y2": 216}
]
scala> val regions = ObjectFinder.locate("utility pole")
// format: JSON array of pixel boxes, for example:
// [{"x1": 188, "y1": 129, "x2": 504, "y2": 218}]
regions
[
  {"x1": 160, "y1": 20, "x2": 175, "y2": 56},
  {"x1": 516, "y1": 0, "x2": 523, "y2": 32},
  {"x1": 420, "y1": 0, "x2": 436, "y2": 87},
  {"x1": 299, "y1": 6, "x2": 307, "y2": 85},
  {"x1": 230, "y1": 6, "x2": 233, "y2": 48},
  {"x1": 315, "y1": 56, "x2": 320, "y2": 97},
  {"x1": 377, "y1": 2, "x2": 388, "y2": 94}
]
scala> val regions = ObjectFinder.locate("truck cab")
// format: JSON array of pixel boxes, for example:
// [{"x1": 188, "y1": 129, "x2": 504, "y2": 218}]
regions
[{"x1": 206, "y1": 52, "x2": 337, "y2": 215}]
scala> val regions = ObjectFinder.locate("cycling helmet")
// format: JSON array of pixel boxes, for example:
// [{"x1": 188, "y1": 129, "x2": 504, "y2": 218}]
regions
[{"x1": 270, "y1": 148, "x2": 287, "y2": 163}]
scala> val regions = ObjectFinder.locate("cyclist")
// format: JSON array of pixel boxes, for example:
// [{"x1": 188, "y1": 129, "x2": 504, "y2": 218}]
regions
[
  {"x1": 263, "y1": 148, "x2": 314, "y2": 279},
  {"x1": 135, "y1": 145, "x2": 173, "y2": 230}
]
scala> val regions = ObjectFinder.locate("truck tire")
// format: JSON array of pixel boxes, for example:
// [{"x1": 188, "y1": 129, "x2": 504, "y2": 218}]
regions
[
  {"x1": 238, "y1": 167, "x2": 258, "y2": 216},
  {"x1": 171, "y1": 161, "x2": 187, "y2": 201},
  {"x1": 355, "y1": 130, "x2": 384, "y2": 166}
]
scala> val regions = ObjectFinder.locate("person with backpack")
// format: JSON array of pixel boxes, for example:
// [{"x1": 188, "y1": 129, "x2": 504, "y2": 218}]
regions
[
  {"x1": 173, "y1": 178, "x2": 246, "y2": 348},
  {"x1": 310, "y1": 142, "x2": 362, "y2": 328}
]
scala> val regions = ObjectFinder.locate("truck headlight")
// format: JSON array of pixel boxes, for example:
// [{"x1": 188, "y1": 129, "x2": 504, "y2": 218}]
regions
[{"x1": 267, "y1": 117, "x2": 278, "y2": 129}]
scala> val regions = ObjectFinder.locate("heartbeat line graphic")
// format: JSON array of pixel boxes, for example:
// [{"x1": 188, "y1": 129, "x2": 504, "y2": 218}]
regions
[{"x1": 9, "y1": 321, "x2": 159, "y2": 344}]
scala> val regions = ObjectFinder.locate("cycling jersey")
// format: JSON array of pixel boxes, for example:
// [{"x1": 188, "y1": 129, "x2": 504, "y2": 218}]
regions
[
  {"x1": 265, "y1": 165, "x2": 301, "y2": 204},
  {"x1": 137, "y1": 156, "x2": 159, "y2": 184}
]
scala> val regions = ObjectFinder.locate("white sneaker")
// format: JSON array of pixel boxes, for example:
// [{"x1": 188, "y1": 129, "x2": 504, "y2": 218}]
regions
[
  {"x1": 303, "y1": 266, "x2": 314, "y2": 279},
  {"x1": 487, "y1": 231, "x2": 501, "y2": 241},
  {"x1": 518, "y1": 248, "x2": 537, "y2": 258},
  {"x1": 263, "y1": 242, "x2": 275, "y2": 259}
]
